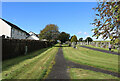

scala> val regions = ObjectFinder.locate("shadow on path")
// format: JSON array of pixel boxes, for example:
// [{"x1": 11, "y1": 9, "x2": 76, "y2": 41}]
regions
[{"x1": 80, "y1": 46, "x2": 120, "y2": 55}]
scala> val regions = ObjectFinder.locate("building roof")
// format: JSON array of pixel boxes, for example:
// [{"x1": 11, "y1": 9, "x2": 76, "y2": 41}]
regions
[
  {"x1": 1, "y1": 18, "x2": 29, "y2": 35},
  {"x1": 29, "y1": 31, "x2": 39, "y2": 37}
]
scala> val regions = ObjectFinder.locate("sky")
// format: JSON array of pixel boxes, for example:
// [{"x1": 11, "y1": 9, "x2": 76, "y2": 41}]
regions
[{"x1": 1, "y1": 2, "x2": 105, "y2": 40}]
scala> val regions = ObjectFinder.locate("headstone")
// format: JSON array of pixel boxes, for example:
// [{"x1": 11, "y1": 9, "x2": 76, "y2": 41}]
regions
[
  {"x1": 100, "y1": 42, "x2": 103, "y2": 48},
  {"x1": 87, "y1": 40, "x2": 89, "y2": 45},
  {"x1": 96, "y1": 42, "x2": 98, "y2": 47},
  {"x1": 72, "y1": 42, "x2": 76, "y2": 48}
]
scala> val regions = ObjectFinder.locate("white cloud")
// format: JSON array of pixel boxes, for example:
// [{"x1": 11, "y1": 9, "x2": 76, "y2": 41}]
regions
[
  {"x1": 77, "y1": 32, "x2": 82, "y2": 35},
  {"x1": 84, "y1": 32, "x2": 87, "y2": 35}
]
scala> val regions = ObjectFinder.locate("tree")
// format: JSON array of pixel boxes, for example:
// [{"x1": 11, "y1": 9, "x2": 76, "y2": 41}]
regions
[
  {"x1": 92, "y1": 1, "x2": 120, "y2": 52},
  {"x1": 85, "y1": 37, "x2": 93, "y2": 43},
  {"x1": 39, "y1": 24, "x2": 60, "y2": 41},
  {"x1": 69, "y1": 36, "x2": 73, "y2": 41},
  {"x1": 58, "y1": 32, "x2": 70, "y2": 44},
  {"x1": 92, "y1": 1, "x2": 120, "y2": 41},
  {"x1": 71, "y1": 35, "x2": 77, "y2": 42},
  {"x1": 79, "y1": 38, "x2": 83, "y2": 42}
]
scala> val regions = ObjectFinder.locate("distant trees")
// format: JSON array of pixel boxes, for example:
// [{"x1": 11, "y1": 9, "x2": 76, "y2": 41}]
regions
[
  {"x1": 79, "y1": 38, "x2": 83, "y2": 42},
  {"x1": 39, "y1": 24, "x2": 60, "y2": 41},
  {"x1": 85, "y1": 37, "x2": 93, "y2": 43},
  {"x1": 58, "y1": 32, "x2": 70, "y2": 44},
  {"x1": 71, "y1": 35, "x2": 77, "y2": 42}
]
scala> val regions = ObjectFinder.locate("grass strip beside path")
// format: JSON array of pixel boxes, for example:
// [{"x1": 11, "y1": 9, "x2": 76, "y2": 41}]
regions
[
  {"x1": 63, "y1": 46, "x2": 118, "y2": 73},
  {"x1": 2, "y1": 46, "x2": 58, "y2": 79},
  {"x1": 69, "y1": 68, "x2": 118, "y2": 79}
]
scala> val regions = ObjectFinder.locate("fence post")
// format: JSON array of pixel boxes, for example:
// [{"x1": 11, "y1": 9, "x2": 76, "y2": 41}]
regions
[{"x1": 25, "y1": 46, "x2": 28, "y2": 55}]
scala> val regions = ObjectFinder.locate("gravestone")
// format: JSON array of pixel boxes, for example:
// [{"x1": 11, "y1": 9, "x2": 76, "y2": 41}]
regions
[
  {"x1": 96, "y1": 42, "x2": 98, "y2": 47},
  {"x1": 77, "y1": 42, "x2": 80, "y2": 45},
  {"x1": 100, "y1": 42, "x2": 103, "y2": 48},
  {"x1": 72, "y1": 42, "x2": 76, "y2": 48}
]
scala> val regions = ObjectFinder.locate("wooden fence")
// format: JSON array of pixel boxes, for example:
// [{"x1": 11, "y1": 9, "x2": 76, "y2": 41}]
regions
[{"x1": 2, "y1": 38, "x2": 56, "y2": 60}]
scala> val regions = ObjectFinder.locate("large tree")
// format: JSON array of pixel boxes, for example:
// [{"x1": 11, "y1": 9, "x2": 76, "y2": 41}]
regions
[
  {"x1": 92, "y1": 1, "x2": 120, "y2": 41},
  {"x1": 71, "y1": 35, "x2": 77, "y2": 42},
  {"x1": 85, "y1": 37, "x2": 93, "y2": 43},
  {"x1": 79, "y1": 38, "x2": 83, "y2": 42},
  {"x1": 58, "y1": 32, "x2": 70, "y2": 44},
  {"x1": 39, "y1": 24, "x2": 60, "y2": 41}
]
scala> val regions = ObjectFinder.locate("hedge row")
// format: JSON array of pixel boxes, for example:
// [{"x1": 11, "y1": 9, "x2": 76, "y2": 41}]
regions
[{"x1": 2, "y1": 38, "x2": 57, "y2": 60}]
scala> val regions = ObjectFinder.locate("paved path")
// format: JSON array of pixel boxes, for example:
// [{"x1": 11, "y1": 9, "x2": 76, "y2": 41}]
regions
[
  {"x1": 80, "y1": 46, "x2": 120, "y2": 55},
  {"x1": 46, "y1": 48, "x2": 70, "y2": 79},
  {"x1": 46, "y1": 47, "x2": 119, "y2": 79}
]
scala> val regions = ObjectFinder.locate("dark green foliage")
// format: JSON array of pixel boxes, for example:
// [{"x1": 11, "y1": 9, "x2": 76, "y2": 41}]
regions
[
  {"x1": 58, "y1": 32, "x2": 70, "y2": 44},
  {"x1": 85, "y1": 37, "x2": 93, "y2": 42},
  {"x1": 79, "y1": 38, "x2": 83, "y2": 42}
]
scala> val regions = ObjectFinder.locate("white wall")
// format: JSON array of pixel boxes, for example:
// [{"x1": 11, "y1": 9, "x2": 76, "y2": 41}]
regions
[
  {"x1": 27, "y1": 35, "x2": 39, "y2": 40},
  {"x1": 0, "y1": 19, "x2": 11, "y2": 37}
]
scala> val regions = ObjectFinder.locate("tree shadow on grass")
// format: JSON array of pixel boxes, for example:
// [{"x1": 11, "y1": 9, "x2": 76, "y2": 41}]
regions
[{"x1": 2, "y1": 47, "x2": 51, "y2": 71}]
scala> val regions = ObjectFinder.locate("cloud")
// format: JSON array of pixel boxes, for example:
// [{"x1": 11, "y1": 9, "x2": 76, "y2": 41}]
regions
[
  {"x1": 77, "y1": 32, "x2": 82, "y2": 35},
  {"x1": 84, "y1": 32, "x2": 87, "y2": 35}
]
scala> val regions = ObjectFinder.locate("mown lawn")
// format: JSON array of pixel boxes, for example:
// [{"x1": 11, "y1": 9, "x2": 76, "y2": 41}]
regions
[
  {"x1": 69, "y1": 68, "x2": 118, "y2": 79},
  {"x1": 2, "y1": 45, "x2": 58, "y2": 79},
  {"x1": 63, "y1": 46, "x2": 118, "y2": 73},
  {"x1": 85, "y1": 45, "x2": 118, "y2": 53}
]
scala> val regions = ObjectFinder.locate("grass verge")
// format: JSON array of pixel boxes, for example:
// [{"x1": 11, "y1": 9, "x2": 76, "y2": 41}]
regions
[
  {"x1": 2, "y1": 46, "x2": 58, "y2": 79},
  {"x1": 63, "y1": 46, "x2": 118, "y2": 73},
  {"x1": 69, "y1": 68, "x2": 118, "y2": 79}
]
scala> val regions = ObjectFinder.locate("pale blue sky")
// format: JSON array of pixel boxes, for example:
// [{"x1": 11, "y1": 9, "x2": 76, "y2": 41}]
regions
[{"x1": 2, "y1": 2, "x2": 105, "y2": 40}]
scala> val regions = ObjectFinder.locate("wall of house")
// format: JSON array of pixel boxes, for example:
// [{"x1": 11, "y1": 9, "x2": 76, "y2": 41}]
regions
[
  {"x1": 0, "y1": 19, "x2": 11, "y2": 38},
  {"x1": 11, "y1": 28, "x2": 28, "y2": 39},
  {"x1": 27, "y1": 35, "x2": 39, "y2": 40}
]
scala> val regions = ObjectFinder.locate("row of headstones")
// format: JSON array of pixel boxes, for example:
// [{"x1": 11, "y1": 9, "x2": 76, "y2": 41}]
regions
[
  {"x1": 76, "y1": 42, "x2": 111, "y2": 48},
  {"x1": 90, "y1": 42, "x2": 110, "y2": 48},
  {"x1": 78, "y1": 42, "x2": 119, "y2": 50}
]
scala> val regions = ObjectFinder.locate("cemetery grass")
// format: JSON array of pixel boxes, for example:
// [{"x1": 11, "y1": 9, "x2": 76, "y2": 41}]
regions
[
  {"x1": 2, "y1": 45, "x2": 59, "y2": 79},
  {"x1": 63, "y1": 46, "x2": 118, "y2": 73},
  {"x1": 69, "y1": 68, "x2": 118, "y2": 79},
  {"x1": 85, "y1": 45, "x2": 118, "y2": 53}
]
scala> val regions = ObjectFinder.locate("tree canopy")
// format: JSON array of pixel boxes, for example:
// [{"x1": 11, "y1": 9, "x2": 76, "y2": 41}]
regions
[
  {"x1": 39, "y1": 24, "x2": 60, "y2": 41},
  {"x1": 79, "y1": 38, "x2": 83, "y2": 42},
  {"x1": 58, "y1": 32, "x2": 70, "y2": 44},
  {"x1": 71, "y1": 35, "x2": 77, "y2": 42},
  {"x1": 92, "y1": 1, "x2": 120, "y2": 41},
  {"x1": 85, "y1": 37, "x2": 93, "y2": 42}
]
